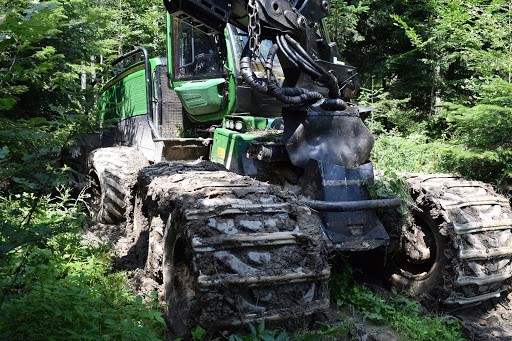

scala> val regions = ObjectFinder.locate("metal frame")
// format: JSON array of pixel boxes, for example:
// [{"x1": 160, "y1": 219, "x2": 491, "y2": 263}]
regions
[{"x1": 111, "y1": 47, "x2": 160, "y2": 140}]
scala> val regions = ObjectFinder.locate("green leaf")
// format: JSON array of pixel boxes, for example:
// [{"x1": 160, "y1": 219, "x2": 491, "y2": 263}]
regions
[
  {"x1": 191, "y1": 325, "x2": 206, "y2": 340},
  {"x1": 0, "y1": 146, "x2": 9, "y2": 159},
  {"x1": 248, "y1": 323, "x2": 257, "y2": 336}
]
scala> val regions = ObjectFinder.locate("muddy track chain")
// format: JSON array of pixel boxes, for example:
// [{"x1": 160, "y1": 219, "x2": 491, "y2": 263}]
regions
[
  {"x1": 407, "y1": 174, "x2": 512, "y2": 305},
  {"x1": 87, "y1": 147, "x2": 148, "y2": 224},
  {"x1": 137, "y1": 161, "x2": 330, "y2": 335}
]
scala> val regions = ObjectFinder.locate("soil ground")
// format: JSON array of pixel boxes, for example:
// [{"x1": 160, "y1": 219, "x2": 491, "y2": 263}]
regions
[
  {"x1": 82, "y1": 218, "x2": 512, "y2": 340},
  {"x1": 453, "y1": 293, "x2": 512, "y2": 341}
]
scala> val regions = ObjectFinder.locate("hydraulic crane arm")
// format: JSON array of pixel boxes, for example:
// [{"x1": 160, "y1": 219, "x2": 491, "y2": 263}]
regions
[{"x1": 163, "y1": 0, "x2": 359, "y2": 109}]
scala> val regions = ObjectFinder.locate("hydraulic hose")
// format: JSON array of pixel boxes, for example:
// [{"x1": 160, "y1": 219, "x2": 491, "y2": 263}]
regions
[
  {"x1": 277, "y1": 36, "x2": 321, "y2": 79},
  {"x1": 275, "y1": 36, "x2": 298, "y2": 68},
  {"x1": 240, "y1": 43, "x2": 268, "y2": 93},
  {"x1": 283, "y1": 35, "x2": 340, "y2": 98},
  {"x1": 267, "y1": 83, "x2": 323, "y2": 104},
  {"x1": 240, "y1": 41, "x2": 323, "y2": 105}
]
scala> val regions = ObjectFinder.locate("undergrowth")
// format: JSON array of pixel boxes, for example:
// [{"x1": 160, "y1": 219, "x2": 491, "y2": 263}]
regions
[
  {"x1": 0, "y1": 189, "x2": 166, "y2": 339},
  {"x1": 0, "y1": 106, "x2": 165, "y2": 339},
  {"x1": 371, "y1": 131, "x2": 449, "y2": 174},
  {"x1": 330, "y1": 267, "x2": 465, "y2": 341}
]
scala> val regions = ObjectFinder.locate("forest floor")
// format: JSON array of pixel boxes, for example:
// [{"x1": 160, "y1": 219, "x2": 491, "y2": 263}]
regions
[{"x1": 83, "y1": 218, "x2": 512, "y2": 341}]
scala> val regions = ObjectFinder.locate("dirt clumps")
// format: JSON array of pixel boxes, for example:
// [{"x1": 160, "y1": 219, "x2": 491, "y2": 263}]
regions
[{"x1": 453, "y1": 293, "x2": 512, "y2": 340}]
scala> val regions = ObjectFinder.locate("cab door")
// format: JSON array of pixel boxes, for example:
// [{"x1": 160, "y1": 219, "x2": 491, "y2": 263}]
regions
[{"x1": 167, "y1": 16, "x2": 232, "y2": 123}]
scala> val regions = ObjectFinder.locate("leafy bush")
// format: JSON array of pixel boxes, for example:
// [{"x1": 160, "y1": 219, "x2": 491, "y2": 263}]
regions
[
  {"x1": 0, "y1": 68, "x2": 164, "y2": 340},
  {"x1": 0, "y1": 114, "x2": 94, "y2": 194},
  {"x1": 433, "y1": 79, "x2": 512, "y2": 187},
  {"x1": 229, "y1": 321, "x2": 289, "y2": 341},
  {"x1": 331, "y1": 267, "x2": 464, "y2": 341},
  {"x1": 439, "y1": 146, "x2": 512, "y2": 188},
  {"x1": 0, "y1": 191, "x2": 165, "y2": 340},
  {"x1": 359, "y1": 87, "x2": 427, "y2": 136}
]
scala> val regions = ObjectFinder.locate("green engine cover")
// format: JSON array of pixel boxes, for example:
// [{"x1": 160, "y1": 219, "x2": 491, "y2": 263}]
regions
[
  {"x1": 211, "y1": 128, "x2": 254, "y2": 173},
  {"x1": 97, "y1": 64, "x2": 148, "y2": 122},
  {"x1": 211, "y1": 116, "x2": 279, "y2": 173}
]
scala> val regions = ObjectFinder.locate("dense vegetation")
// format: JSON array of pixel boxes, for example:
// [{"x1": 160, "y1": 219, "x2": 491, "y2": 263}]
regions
[
  {"x1": 0, "y1": 1, "x2": 167, "y2": 339},
  {"x1": 325, "y1": 0, "x2": 512, "y2": 187},
  {"x1": 1, "y1": 0, "x2": 510, "y2": 339}
]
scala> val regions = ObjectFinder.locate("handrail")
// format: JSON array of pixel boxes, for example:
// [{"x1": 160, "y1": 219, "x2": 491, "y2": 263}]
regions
[{"x1": 111, "y1": 47, "x2": 160, "y2": 140}]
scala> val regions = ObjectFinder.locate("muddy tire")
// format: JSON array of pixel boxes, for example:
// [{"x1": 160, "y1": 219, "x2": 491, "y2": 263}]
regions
[
  {"x1": 87, "y1": 147, "x2": 149, "y2": 224},
  {"x1": 137, "y1": 161, "x2": 331, "y2": 337},
  {"x1": 390, "y1": 174, "x2": 512, "y2": 305},
  {"x1": 163, "y1": 213, "x2": 197, "y2": 337},
  {"x1": 389, "y1": 205, "x2": 448, "y2": 302},
  {"x1": 145, "y1": 214, "x2": 165, "y2": 283}
]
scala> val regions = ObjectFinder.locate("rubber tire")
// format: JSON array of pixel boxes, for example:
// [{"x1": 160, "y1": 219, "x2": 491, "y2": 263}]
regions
[
  {"x1": 162, "y1": 212, "x2": 196, "y2": 338},
  {"x1": 389, "y1": 207, "x2": 448, "y2": 302},
  {"x1": 87, "y1": 147, "x2": 148, "y2": 224},
  {"x1": 87, "y1": 167, "x2": 125, "y2": 224}
]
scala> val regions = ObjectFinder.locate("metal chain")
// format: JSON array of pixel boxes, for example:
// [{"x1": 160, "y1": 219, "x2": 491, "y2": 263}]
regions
[{"x1": 247, "y1": 0, "x2": 261, "y2": 57}]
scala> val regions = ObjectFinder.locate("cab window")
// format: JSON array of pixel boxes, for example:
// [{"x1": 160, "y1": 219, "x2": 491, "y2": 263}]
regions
[{"x1": 172, "y1": 18, "x2": 224, "y2": 80}]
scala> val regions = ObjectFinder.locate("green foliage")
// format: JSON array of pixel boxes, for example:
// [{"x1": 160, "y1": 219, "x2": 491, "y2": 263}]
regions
[
  {"x1": 192, "y1": 325, "x2": 207, "y2": 340},
  {"x1": 0, "y1": 239, "x2": 166, "y2": 339},
  {"x1": 372, "y1": 132, "x2": 449, "y2": 174},
  {"x1": 391, "y1": 0, "x2": 512, "y2": 107},
  {"x1": 430, "y1": 79, "x2": 512, "y2": 187},
  {"x1": 0, "y1": 191, "x2": 165, "y2": 339},
  {"x1": 330, "y1": 267, "x2": 465, "y2": 341},
  {"x1": 364, "y1": 76, "x2": 512, "y2": 188},
  {"x1": 0, "y1": 0, "x2": 116, "y2": 116},
  {"x1": 0, "y1": 189, "x2": 81, "y2": 263},
  {"x1": 439, "y1": 146, "x2": 512, "y2": 187},
  {"x1": 331, "y1": 0, "x2": 438, "y2": 110},
  {"x1": 366, "y1": 171, "x2": 416, "y2": 226},
  {"x1": 443, "y1": 81, "x2": 512, "y2": 149},
  {"x1": 325, "y1": 0, "x2": 368, "y2": 52},
  {"x1": 0, "y1": 114, "x2": 95, "y2": 194},
  {"x1": 295, "y1": 322, "x2": 351, "y2": 340},
  {"x1": 0, "y1": 115, "x2": 164, "y2": 339},
  {"x1": 0, "y1": 1, "x2": 64, "y2": 111},
  {"x1": 1, "y1": 0, "x2": 165, "y2": 118},
  {"x1": 110, "y1": 0, "x2": 167, "y2": 58},
  {"x1": 359, "y1": 86, "x2": 426, "y2": 135},
  {"x1": 0, "y1": 1, "x2": 167, "y2": 332}
]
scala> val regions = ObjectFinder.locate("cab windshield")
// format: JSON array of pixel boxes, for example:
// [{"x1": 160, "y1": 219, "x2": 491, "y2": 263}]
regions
[{"x1": 172, "y1": 18, "x2": 224, "y2": 80}]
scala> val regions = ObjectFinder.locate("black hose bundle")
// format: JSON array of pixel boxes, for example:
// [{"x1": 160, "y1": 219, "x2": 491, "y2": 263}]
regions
[
  {"x1": 240, "y1": 42, "x2": 323, "y2": 105},
  {"x1": 239, "y1": 36, "x2": 348, "y2": 110}
]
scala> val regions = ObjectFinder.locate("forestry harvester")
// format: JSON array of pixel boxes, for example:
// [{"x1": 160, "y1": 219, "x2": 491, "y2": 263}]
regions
[{"x1": 79, "y1": 0, "x2": 512, "y2": 336}]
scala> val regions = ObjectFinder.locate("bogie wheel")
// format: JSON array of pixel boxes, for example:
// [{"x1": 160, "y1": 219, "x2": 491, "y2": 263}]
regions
[
  {"x1": 390, "y1": 174, "x2": 512, "y2": 306},
  {"x1": 162, "y1": 213, "x2": 197, "y2": 337},
  {"x1": 147, "y1": 163, "x2": 330, "y2": 338},
  {"x1": 86, "y1": 147, "x2": 148, "y2": 224},
  {"x1": 389, "y1": 206, "x2": 448, "y2": 301}
]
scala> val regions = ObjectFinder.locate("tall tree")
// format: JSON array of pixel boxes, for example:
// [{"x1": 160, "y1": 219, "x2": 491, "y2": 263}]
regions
[
  {"x1": 326, "y1": 0, "x2": 437, "y2": 111},
  {"x1": 0, "y1": 0, "x2": 116, "y2": 117},
  {"x1": 394, "y1": 0, "x2": 512, "y2": 107}
]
